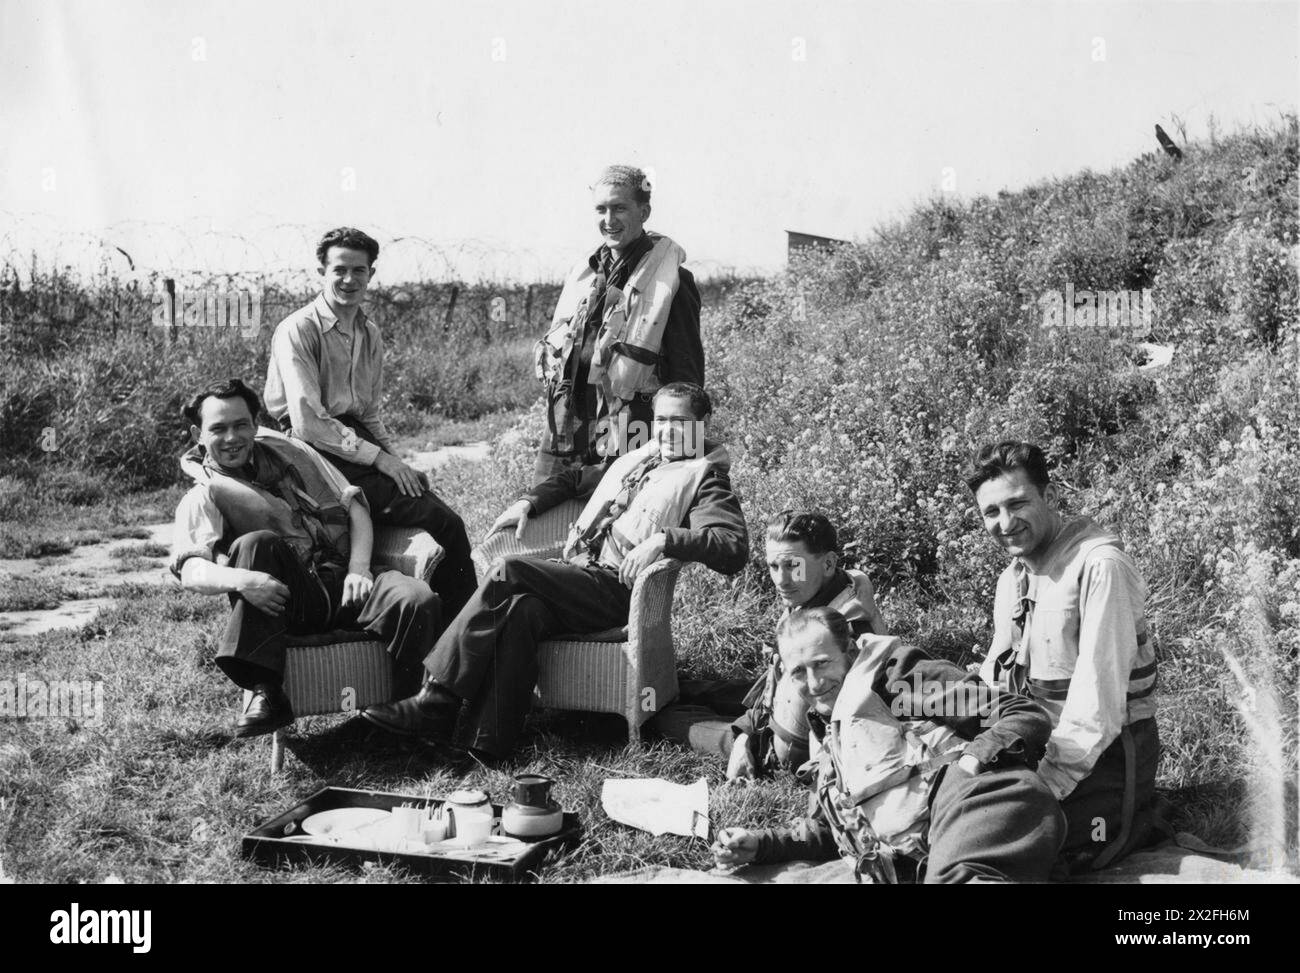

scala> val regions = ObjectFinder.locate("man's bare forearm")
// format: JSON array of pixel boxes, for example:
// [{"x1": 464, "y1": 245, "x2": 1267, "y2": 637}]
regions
[
  {"x1": 348, "y1": 500, "x2": 373, "y2": 574},
  {"x1": 180, "y1": 558, "x2": 257, "y2": 595}
]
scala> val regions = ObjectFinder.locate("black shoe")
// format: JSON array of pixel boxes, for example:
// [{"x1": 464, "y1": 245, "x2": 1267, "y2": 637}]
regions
[
  {"x1": 234, "y1": 683, "x2": 294, "y2": 738},
  {"x1": 361, "y1": 682, "x2": 460, "y2": 742}
]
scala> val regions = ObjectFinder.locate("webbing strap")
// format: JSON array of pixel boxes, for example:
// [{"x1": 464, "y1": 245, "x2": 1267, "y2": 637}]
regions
[{"x1": 1090, "y1": 724, "x2": 1137, "y2": 871}]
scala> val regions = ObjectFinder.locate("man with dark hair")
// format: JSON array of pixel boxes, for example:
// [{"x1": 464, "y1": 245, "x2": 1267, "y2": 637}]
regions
[
  {"x1": 713, "y1": 608, "x2": 1064, "y2": 883},
  {"x1": 655, "y1": 510, "x2": 889, "y2": 776},
  {"x1": 169, "y1": 378, "x2": 439, "y2": 737},
  {"x1": 728, "y1": 510, "x2": 889, "y2": 777},
  {"x1": 968, "y1": 439, "x2": 1160, "y2": 873},
  {"x1": 263, "y1": 226, "x2": 477, "y2": 624},
  {"x1": 534, "y1": 164, "x2": 704, "y2": 483},
  {"x1": 361, "y1": 382, "x2": 748, "y2": 759}
]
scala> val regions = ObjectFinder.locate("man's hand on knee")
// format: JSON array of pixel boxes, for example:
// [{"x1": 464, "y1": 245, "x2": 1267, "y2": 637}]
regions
[
  {"x1": 342, "y1": 569, "x2": 375, "y2": 607},
  {"x1": 375, "y1": 452, "x2": 425, "y2": 498},
  {"x1": 237, "y1": 571, "x2": 291, "y2": 616},
  {"x1": 487, "y1": 499, "x2": 532, "y2": 541}
]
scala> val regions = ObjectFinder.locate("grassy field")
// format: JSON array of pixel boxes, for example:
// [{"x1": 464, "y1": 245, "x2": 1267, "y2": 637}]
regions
[
  {"x1": 2, "y1": 118, "x2": 1299, "y2": 882},
  {"x1": 0, "y1": 451, "x2": 808, "y2": 884}
]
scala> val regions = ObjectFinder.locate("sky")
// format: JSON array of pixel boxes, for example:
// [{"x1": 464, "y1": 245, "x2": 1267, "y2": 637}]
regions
[{"x1": 2, "y1": 0, "x2": 1297, "y2": 283}]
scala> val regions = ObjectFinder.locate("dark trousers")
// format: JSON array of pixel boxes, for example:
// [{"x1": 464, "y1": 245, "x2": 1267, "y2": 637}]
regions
[
  {"x1": 299, "y1": 414, "x2": 478, "y2": 623},
  {"x1": 923, "y1": 763, "x2": 1066, "y2": 883},
  {"x1": 215, "y1": 530, "x2": 440, "y2": 692},
  {"x1": 1058, "y1": 717, "x2": 1160, "y2": 871},
  {"x1": 422, "y1": 554, "x2": 632, "y2": 756}
]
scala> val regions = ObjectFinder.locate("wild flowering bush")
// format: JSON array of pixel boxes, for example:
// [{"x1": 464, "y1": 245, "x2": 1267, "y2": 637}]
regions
[{"x1": 662, "y1": 121, "x2": 1300, "y2": 838}]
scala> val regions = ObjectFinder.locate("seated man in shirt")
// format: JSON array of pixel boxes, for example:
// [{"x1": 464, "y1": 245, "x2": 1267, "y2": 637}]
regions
[
  {"x1": 969, "y1": 440, "x2": 1160, "y2": 872},
  {"x1": 170, "y1": 378, "x2": 440, "y2": 737},
  {"x1": 263, "y1": 226, "x2": 476, "y2": 623},
  {"x1": 361, "y1": 382, "x2": 748, "y2": 759}
]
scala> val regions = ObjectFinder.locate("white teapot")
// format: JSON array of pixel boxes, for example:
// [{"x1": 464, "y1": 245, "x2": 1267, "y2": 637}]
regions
[{"x1": 435, "y1": 789, "x2": 494, "y2": 849}]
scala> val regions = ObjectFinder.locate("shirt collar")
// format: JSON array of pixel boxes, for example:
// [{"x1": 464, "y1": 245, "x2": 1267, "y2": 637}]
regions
[
  {"x1": 200, "y1": 442, "x2": 261, "y2": 482},
  {"x1": 312, "y1": 292, "x2": 364, "y2": 336},
  {"x1": 588, "y1": 231, "x2": 653, "y2": 276}
]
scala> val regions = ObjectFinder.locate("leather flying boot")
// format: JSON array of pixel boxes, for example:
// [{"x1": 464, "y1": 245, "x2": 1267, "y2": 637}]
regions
[{"x1": 361, "y1": 681, "x2": 460, "y2": 743}]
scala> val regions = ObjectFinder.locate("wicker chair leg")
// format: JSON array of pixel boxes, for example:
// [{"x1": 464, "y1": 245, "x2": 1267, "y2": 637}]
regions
[
  {"x1": 270, "y1": 730, "x2": 285, "y2": 772},
  {"x1": 626, "y1": 712, "x2": 642, "y2": 750}
]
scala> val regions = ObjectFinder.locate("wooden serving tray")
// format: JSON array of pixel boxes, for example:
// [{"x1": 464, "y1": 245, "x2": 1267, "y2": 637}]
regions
[{"x1": 242, "y1": 786, "x2": 581, "y2": 882}]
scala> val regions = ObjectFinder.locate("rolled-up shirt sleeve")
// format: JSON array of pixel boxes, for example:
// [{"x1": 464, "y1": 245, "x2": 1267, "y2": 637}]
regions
[
  {"x1": 170, "y1": 486, "x2": 224, "y2": 579},
  {"x1": 272, "y1": 320, "x2": 382, "y2": 466}
]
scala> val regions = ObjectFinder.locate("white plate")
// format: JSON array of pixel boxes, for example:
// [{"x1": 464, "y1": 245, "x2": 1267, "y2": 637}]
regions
[{"x1": 301, "y1": 808, "x2": 392, "y2": 836}]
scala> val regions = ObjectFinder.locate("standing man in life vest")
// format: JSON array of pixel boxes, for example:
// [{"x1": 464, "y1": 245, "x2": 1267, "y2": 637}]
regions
[
  {"x1": 264, "y1": 227, "x2": 477, "y2": 626},
  {"x1": 534, "y1": 165, "x2": 703, "y2": 483},
  {"x1": 712, "y1": 608, "x2": 1064, "y2": 883},
  {"x1": 968, "y1": 441, "x2": 1160, "y2": 873}
]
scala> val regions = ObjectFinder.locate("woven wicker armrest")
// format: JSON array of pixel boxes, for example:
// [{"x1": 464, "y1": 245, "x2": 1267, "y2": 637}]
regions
[
  {"x1": 626, "y1": 556, "x2": 683, "y2": 679},
  {"x1": 373, "y1": 525, "x2": 445, "y2": 584},
  {"x1": 471, "y1": 497, "x2": 587, "y2": 580}
]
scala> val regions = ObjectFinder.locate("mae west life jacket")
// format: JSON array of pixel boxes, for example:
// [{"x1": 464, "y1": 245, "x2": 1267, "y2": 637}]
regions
[
  {"x1": 981, "y1": 518, "x2": 1157, "y2": 727},
  {"x1": 565, "y1": 438, "x2": 725, "y2": 571},
  {"x1": 536, "y1": 233, "x2": 686, "y2": 418},
  {"x1": 753, "y1": 569, "x2": 887, "y2": 759},
  {"x1": 179, "y1": 427, "x2": 357, "y2": 567},
  {"x1": 810, "y1": 634, "x2": 967, "y2": 876}
]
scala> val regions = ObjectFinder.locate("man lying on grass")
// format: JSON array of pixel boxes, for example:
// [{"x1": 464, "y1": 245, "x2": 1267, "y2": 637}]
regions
[
  {"x1": 655, "y1": 510, "x2": 889, "y2": 776},
  {"x1": 169, "y1": 378, "x2": 440, "y2": 737},
  {"x1": 968, "y1": 440, "x2": 1160, "y2": 874},
  {"x1": 361, "y1": 381, "x2": 748, "y2": 760},
  {"x1": 712, "y1": 608, "x2": 1064, "y2": 883}
]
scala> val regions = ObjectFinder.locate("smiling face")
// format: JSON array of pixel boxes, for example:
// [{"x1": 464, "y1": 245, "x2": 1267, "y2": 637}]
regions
[
  {"x1": 974, "y1": 468, "x2": 1063, "y2": 568},
  {"x1": 593, "y1": 182, "x2": 650, "y2": 253},
  {"x1": 652, "y1": 392, "x2": 705, "y2": 462},
  {"x1": 317, "y1": 245, "x2": 374, "y2": 311},
  {"x1": 192, "y1": 394, "x2": 257, "y2": 471},
  {"x1": 779, "y1": 626, "x2": 851, "y2": 718},
  {"x1": 766, "y1": 538, "x2": 836, "y2": 609}
]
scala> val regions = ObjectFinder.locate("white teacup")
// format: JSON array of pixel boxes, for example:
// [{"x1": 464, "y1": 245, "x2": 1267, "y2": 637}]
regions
[{"x1": 451, "y1": 813, "x2": 492, "y2": 849}]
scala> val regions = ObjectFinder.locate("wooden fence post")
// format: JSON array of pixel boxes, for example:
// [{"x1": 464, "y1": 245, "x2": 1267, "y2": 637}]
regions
[
  {"x1": 164, "y1": 277, "x2": 177, "y2": 344},
  {"x1": 443, "y1": 284, "x2": 459, "y2": 333}
]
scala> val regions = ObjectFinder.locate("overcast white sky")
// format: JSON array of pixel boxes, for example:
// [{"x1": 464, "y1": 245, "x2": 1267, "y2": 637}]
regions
[{"x1": 2, "y1": 0, "x2": 1296, "y2": 283}]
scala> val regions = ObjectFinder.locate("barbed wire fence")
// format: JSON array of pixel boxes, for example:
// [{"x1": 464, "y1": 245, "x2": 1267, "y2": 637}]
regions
[{"x1": 0, "y1": 216, "x2": 750, "y2": 353}]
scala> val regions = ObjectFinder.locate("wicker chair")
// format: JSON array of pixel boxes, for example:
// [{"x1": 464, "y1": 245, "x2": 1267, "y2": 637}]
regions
[
  {"x1": 236, "y1": 525, "x2": 445, "y2": 771},
  {"x1": 471, "y1": 498, "x2": 682, "y2": 747}
]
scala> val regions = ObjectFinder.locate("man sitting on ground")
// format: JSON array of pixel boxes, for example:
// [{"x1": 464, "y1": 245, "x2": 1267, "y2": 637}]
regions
[
  {"x1": 169, "y1": 379, "x2": 440, "y2": 737},
  {"x1": 713, "y1": 608, "x2": 1064, "y2": 883},
  {"x1": 967, "y1": 440, "x2": 1160, "y2": 872},
  {"x1": 360, "y1": 382, "x2": 748, "y2": 759},
  {"x1": 657, "y1": 511, "x2": 887, "y2": 776}
]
